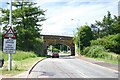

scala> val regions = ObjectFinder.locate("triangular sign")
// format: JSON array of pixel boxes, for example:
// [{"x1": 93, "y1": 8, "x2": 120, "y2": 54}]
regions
[{"x1": 4, "y1": 27, "x2": 16, "y2": 38}]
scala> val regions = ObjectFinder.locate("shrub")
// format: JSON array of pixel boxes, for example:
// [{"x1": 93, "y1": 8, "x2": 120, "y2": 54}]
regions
[
  {"x1": 82, "y1": 47, "x2": 90, "y2": 55},
  {"x1": 82, "y1": 45, "x2": 119, "y2": 61},
  {"x1": 91, "y1": 34, "x2": 120, "y2": 54},
  {"x1": 85, "y1": 45, "x2": 107, "y2": 58}
]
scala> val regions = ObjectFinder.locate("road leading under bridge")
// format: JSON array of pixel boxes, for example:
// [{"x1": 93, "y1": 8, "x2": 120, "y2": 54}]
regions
[{"x1": 28, "y1": 55, "x2": 118, "y2": 78}]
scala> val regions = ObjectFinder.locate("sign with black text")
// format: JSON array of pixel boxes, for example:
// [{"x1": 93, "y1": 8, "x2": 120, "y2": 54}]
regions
[{"x1": 3, "y1": 39, "x2": 16, "y2": 54}]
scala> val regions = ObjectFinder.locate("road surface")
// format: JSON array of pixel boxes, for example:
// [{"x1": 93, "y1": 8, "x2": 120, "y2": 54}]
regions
[{"x1": 28, "y1": 55, "x2": 118, "y2": 78}]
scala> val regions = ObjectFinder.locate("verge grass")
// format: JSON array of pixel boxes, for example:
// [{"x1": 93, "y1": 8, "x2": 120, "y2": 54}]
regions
[
  {"x1": 1, "y1": 50, "x2": 37, "y2": 61},
  {"x1": 85, "y1": 55, "x2": 119, "y2": 64},
  {"x1": 0, "y1": 51, "x2": 45, "y2": 76}
]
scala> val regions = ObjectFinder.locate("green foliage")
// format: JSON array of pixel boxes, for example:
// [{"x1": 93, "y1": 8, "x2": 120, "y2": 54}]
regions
[
  {"x1": 95, "y1": 11, "x2": 120, "y2": 37},
  {"x1": 51, "y1": 44, "x2": 69, "y2": 52},
  {"x1": 1, "y1": 50, "x2": 37, "y2": 61},
  {"x1": 90, "y1": 12, "x2": 120, "y2": 54},
  {"x1": 91, "y1": 34, "x2": 120, "y2": 54},
  {"x1": 52, "y1": 48, "x2": 60, "y2": 53},
  {"x1": 74, "y1": 25, "x2": 94, "y2": 51},
  {"x1": 83, "y1": 45, "x2": 107, "y2": 58},
  {"x1": 33, "y1": 38, "x2": 44, "y2": 56},
  {"x1": 82, "y1": 46, "x2": 90, "y2": 55},
  {"x1": 2, "y1": 2, "x2": 45, "y2": 55},
  {"x1": 83, "y1": 45, "x2": 119, "y2": 62}
]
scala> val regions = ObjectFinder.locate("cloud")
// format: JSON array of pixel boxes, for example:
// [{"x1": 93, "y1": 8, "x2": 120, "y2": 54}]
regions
[
  {"x1": 39, "y1": 0, "x2": 118, "y2": 36},
  {"x1": 1, "y1": 0, "x2": 118, "y2": 36}
]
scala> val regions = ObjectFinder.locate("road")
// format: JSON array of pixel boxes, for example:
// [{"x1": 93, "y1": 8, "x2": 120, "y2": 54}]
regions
[{"x1": 28, "y1": 55, "x2": 118, "y2": 78}]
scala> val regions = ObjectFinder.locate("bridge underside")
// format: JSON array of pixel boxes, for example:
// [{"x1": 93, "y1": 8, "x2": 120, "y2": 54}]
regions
[{"x1": 42, "y1": 35, "x2": 75, "y2": 56}]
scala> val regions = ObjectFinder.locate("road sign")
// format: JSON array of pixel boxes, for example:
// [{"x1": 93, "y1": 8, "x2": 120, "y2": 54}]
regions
[
  {"x1": 4, "y1": 27, "x2": 16, "y2": 38},
  {"x1": 3, "y1": 39, "x2": 16, "y2": 54}
]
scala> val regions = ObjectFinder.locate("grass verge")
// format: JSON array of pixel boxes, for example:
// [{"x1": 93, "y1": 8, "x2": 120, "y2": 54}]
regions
[
  {"x1": 86, "y1": 56, "x2": 118, "y2": 64},
  {"x1": 1, "y1": 57, "x2": 45, "y2": 76},
  {"x1": 0, "y1": 50, "x2": 45, "y2": 77}
]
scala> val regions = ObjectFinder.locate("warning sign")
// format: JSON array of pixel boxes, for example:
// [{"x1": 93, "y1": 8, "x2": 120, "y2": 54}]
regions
[
  {"x1": 4, "y1": 27, "x2": 16, "y2": 38},
  {"x1": 3, "y1": 39, "x2": 16, "y2": 54}
]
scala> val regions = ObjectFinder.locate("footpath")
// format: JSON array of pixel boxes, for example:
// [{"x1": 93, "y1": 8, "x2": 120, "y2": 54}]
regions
[{"x1": 76, "y1": 56, "x2": 118, "y2": 71}]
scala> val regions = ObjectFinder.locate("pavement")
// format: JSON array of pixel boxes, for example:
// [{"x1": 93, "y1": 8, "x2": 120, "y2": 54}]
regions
[{"x1": 76, "y1": 56, "x2": 118, "y2": 71}]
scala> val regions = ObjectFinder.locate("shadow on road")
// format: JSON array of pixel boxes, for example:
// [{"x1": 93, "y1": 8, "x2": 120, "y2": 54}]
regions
[
  {"x1": 47, "y1": 54, "x2": 75, "y2": 59},
  {"x1": 58, "y1": 54, "x2": 75, "y2": 59}
]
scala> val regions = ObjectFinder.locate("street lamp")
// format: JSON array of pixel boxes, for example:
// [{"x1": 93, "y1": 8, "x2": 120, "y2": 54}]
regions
[{"x1": 71, "y1": 19, "x2": 81, "y2": 54}]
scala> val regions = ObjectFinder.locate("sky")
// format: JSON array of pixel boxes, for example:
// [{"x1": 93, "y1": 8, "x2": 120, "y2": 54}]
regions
[{"x1": 0, "y1": 0, "x2": 119, "y2": 36}]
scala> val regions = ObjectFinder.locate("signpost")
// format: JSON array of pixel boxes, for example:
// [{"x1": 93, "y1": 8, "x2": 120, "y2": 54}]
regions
[
  {"x1": 2, "y1": 0, "x2": 16, "y2": 71},
  {"x1": 3, "y1": 27, "x2": 16, "y2": 71}
]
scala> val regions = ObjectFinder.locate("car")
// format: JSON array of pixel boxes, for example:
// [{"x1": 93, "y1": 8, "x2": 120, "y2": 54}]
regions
[
  {"x1": 67, "y1": 50, "x2": 71, "y2": 53},
  {"x1": 52, "y1": 52, "x2": 59, "y2": 58},
  {"x1": 0, "y1": 57, "x2": 4, "y2": 68}
]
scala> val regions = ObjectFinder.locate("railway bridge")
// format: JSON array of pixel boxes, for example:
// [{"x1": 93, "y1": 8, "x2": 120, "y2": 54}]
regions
[{"x1": 41, "y1": 35, "x2": 75, "y2": 56}]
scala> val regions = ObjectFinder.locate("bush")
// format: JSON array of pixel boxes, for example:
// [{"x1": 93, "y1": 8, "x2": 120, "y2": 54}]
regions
[
  {"x1": 91, "y1": 34, "x2": 120, "y2": 54},
  {"x1": 82, "y1": 45, "x2": 119, "y2": 61},
  {"x1": 82, "y1": 47, "x2": 90, "y2": 55},
  {"x1": 85, "y1": 45, "x2": 107, "y2": 58}
]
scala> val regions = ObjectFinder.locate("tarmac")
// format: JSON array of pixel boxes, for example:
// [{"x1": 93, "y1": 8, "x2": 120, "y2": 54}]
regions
[{"x1": 0, "y1": 55, "x2": 119, "y2": 79}]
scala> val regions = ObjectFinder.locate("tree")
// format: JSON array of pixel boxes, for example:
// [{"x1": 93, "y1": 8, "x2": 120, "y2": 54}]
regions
[
  {"x1": 90, "y1": 24, "x2": 100, "y2": 39},
  {"x1": 113, "y1": 16, "x2": 120, "y2": 34},
  {"x1": 2, "y1": 2, "x2": 46, "y2": 53},
  {"x1": 51, "y1": 44, "x2": 68, "y2": 52},
  {"x1": 74, "y1": 25, "x2": 94, "y2": 51},
  {"x1": 95, "y1": 11, "x2": 120, "y2": 37}
]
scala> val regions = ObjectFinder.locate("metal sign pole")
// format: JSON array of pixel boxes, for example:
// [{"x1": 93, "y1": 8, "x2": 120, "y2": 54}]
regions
[
  {"x1": 8, "y1": 0, "x2": 12, "y2": 71},
  {"x1": 10, "y1": 0, "x2": 12, "y2": 27},
  {"x1": 8, "y1": 52, "x2": 12, "y2": 70}
]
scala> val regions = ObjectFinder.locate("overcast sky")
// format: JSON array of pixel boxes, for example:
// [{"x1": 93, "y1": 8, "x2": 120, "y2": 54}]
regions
[{"x1": 0, "y1": 0, "x2": 119, "y2": 36}]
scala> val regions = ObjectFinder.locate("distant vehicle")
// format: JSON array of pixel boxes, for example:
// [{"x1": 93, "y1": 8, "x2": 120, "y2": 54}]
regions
[
  {"x1": 52, "y1": 52, "x2": 59, "y2": 58},
  {"x1": 0, "y1": 57, "x2": 4, "y2": 68},
  {"x1": 67, "y1": 50, "x2": 71, "y2": 53}
]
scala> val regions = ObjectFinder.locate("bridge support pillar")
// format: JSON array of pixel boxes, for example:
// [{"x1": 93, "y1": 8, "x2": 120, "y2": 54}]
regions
[
  {"x1": 43, "y1": 41, "x2": 48, "y2": 56},
  {"x1": 71, "y1": 43, "x2": 75, "y2": 56}
]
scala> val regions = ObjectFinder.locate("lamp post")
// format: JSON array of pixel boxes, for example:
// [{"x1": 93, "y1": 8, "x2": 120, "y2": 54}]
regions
[
  {"x1": 71, "y1": 19, "x2": 80, "y2": 54},
  {"x1": 78, "y1": 34, "x2": 81, "y2": 54}
]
